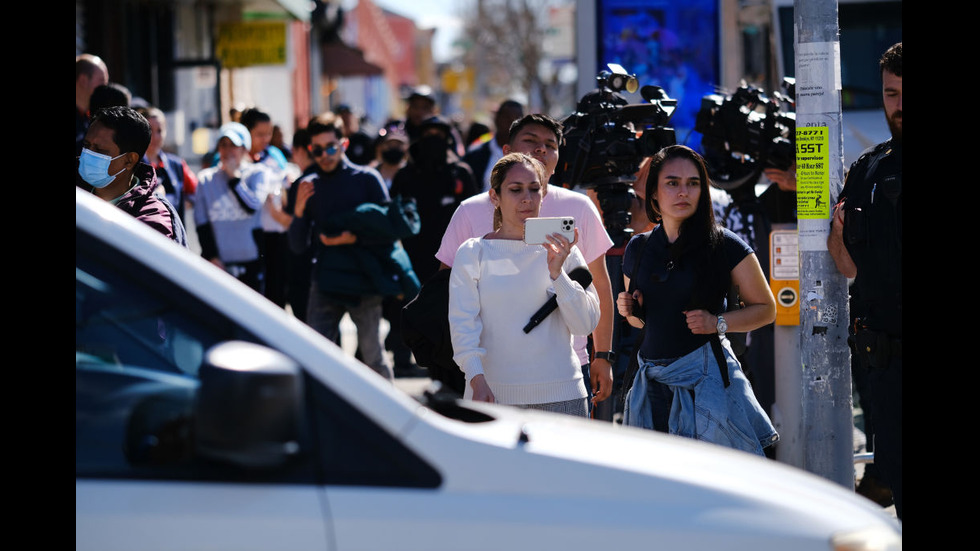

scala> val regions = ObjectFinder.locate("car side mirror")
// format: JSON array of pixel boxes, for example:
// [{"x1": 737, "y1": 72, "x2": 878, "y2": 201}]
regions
[{"x1": 195, "y1": 341, "x2": 304, "y2": 469}]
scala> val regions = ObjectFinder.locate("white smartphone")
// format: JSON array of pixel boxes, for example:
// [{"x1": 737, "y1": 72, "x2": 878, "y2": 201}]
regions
[{"x1": 523, "y1": 217, "x2": 575, "y2": 245}]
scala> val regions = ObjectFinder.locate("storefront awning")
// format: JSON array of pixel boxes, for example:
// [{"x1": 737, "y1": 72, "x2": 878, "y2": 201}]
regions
[
  {"x1": 237, "y1": 0, "x2": 311, "y2": 22},
  {"x1": 274, "y1": 0, "x2": 311, "y2": 21},
  {"x1": 321, "y1": 42, "x2": 383, "y2": 77}
]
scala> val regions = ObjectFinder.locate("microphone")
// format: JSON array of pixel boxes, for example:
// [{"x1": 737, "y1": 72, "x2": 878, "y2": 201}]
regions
[{"x1": 523, "y1": 267, "x2": 593, "y2": 334}]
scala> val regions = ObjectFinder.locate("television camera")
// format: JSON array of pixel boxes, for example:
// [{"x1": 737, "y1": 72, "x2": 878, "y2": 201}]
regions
[
  {"x1": 554, "y1": 64, "x2": 678, "y2": 245},
  {"x1": 694, "y1": 78, "x2": 796, "y2": 191}
]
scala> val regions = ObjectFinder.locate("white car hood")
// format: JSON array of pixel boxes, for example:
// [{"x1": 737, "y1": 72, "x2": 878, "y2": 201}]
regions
[{"x1": 407, "y1": 401, "x2": 900, "y2": 538}]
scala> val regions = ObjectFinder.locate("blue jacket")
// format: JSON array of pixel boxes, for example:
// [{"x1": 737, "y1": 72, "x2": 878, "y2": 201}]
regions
[
  {"x1": 315, "y1": 198, "x2": 421, "y2": 301},
  {"x1": 624, "y1": 338, "x2": 778, "y2": 456}
]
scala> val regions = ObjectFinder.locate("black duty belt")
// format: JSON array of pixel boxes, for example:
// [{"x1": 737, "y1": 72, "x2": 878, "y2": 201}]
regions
[{"x1": 851, "y1": 325, "x2": 902, "y2": 369}]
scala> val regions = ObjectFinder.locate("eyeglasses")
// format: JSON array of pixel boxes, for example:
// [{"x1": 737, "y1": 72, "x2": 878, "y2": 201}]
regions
[{"x1": 308, "y1": 143, "x2": 340, "y2": 157}]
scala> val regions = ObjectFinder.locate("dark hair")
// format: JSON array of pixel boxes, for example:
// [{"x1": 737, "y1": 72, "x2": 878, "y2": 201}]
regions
[
  {"x1": 508, "y1": 113, "x2": 564, "y2": 147},
  {"x1": 645, "y1": 144, "x2": 721, "y2": 252},
  {"x1": 240, "y1": 107, "x2": 272, "y2": 131},
  {"x1": 880, "y1": 42, "x2": 902, "y2": 78},
  {"x1": 90, "y1": 83, "x2": 132, "y2": 114},
  {"x1": 466, "y1": 121, "x2": 490, "y2": 145},
  {"x1": 307, "y1": 112, "x2": 345, "y2": 139},
  {"x1": 90, "y1": 106, "x2": 152, "y2": 159},
  {"x1": 488, "y1": 152, "x2": 547, "y2": 230},
  {"x1": 292, "y1": 127, "x2": 312, "y2": 151},
  {"x1": 498, "y1": 99, "x2": 524, "y2": 114}
]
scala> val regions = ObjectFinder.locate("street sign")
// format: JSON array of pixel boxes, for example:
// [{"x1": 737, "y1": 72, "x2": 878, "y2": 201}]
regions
[{"x1": 217, "y1": 21, "x2": 287, "y2": 68}]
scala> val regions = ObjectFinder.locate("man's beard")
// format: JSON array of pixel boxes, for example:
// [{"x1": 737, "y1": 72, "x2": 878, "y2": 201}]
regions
[{"x1": 887, "y1": 110, "x2": 902, "y2": 142}]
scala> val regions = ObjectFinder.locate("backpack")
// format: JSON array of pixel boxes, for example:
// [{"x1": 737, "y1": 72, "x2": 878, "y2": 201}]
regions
[{"x1": 400, "y1": 269, "x2": 466, "y2": 396}]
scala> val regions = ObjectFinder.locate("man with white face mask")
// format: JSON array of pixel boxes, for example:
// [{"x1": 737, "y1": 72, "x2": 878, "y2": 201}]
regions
[{"x1": 77, "y1": 106, "x2": 186, "y2": 246}]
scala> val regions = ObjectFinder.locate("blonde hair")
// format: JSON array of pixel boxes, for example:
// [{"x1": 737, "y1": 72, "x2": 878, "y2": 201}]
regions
[{"x1": 488, "y1": 152, "x2": 546, "y2": 230}]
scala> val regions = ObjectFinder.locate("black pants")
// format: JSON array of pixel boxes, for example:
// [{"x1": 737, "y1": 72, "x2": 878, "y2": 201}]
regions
[
  {"x1": 865, "y1": 352, "x2": 902, "y2": 519},
  {"x1": 288, "y1": 248, "x2": 313, "y2": 324},
  {"x1": 382, "y1": 296, "x2": 414, "y2": 369},
  {"x1": 262, "y1": 231, "x2": 290, "y2": 309},
  {"x1": 227, "y1": 259, "x2": 264, "y2": 295}
]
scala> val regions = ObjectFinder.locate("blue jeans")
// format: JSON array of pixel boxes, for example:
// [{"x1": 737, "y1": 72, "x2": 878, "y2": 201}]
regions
[{"x1": 307, "y1": 285, "x2": 393, "y2": 381}]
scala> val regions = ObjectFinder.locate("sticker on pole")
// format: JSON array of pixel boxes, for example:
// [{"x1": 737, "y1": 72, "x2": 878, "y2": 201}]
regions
[{"x1": 796, "y1": 126, "x2": 831, "y2": 219}]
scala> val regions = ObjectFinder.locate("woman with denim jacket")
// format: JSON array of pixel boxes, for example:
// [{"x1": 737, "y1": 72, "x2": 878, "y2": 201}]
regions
[{"x1": 616, "y1": 145, "x2": 778, "y2": 455}]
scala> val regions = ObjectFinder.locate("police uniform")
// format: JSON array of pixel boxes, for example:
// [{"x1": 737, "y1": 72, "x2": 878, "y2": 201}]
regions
[{"x1": 839, "y1": 137, "x2": 902, "y2": 518}]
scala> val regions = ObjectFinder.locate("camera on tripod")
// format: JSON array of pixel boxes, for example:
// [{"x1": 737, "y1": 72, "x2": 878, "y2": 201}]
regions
[
  {"x1": 554, "y1": 63, "x2": 678, "y2": 244},
  {"x1": 694, "y1": 78, "x2": 796, "y2": 190}
]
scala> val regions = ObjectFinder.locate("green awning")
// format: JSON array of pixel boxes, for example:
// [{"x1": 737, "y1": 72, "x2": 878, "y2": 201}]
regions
[{"x1": 274, "y1": 0, "x2": 311, "y2": 21}]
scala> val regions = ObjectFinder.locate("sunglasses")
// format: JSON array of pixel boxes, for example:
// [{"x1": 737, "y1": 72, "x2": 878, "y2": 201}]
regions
[{"x1": 308, "y1": 143, "x2": 341, "y2": 157}]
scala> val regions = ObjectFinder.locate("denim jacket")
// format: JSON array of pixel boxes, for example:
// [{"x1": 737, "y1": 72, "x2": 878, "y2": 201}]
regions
[{"x1": 624, "y1": 338, "x2": 778, "y2": 456}]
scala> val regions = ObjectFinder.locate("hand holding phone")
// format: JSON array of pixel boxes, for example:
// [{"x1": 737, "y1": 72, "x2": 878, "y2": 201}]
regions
[{"x1": 523, "y1": 217, "x2": 575, "y2": 245}]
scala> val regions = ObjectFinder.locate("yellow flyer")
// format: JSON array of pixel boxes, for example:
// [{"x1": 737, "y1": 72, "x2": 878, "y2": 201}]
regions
[{"x1": 795, "y1": 126, "x2": 831, "y2": 219}]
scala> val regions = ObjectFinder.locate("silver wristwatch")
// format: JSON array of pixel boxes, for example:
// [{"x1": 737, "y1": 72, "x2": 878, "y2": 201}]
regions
[{"x1": 716, "y1": 315, "x2": 728, "y2": 336}]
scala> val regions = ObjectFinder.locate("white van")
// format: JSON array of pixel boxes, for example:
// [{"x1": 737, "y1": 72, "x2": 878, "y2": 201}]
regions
[{"x1": 76, "y1": 188, "x2": 900, "y2": 550}]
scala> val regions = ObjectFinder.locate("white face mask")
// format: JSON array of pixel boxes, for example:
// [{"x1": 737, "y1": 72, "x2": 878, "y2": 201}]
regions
[{"x1": 78, "y1": 148, "x2": 126, "y2": 188}]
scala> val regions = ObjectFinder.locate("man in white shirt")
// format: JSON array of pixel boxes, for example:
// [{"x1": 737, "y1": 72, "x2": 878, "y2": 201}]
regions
[{"x1": 437, "y1": 114, "x2": 616, "y2": 409}]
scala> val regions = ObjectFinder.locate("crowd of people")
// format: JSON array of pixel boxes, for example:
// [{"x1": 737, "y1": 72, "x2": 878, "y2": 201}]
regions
[{"x1": 76, "y1": 41, "x2": 901, "y2": 518}]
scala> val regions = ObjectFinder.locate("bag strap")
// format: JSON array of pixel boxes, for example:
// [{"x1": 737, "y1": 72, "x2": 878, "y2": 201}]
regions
[
  {"x1": 627, "y1": 231, "x2": 649, "y2": 294},
  {"x1": 712, "y1": 235, "x2": 734, "y2": 388},
  {"x1": 710, "y1": 337, "x2": 731, "y2": 388},
  {"x1": 619, "y1": 232, "x2": 651, "y2": 410}
]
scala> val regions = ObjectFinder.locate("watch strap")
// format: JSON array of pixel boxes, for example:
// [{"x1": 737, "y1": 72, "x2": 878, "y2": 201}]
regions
[{"x1": 594, "y1": 351, "x2": 617, "y2": 362}]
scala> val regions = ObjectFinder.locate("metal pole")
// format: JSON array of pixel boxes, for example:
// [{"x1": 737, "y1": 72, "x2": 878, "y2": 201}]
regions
[
  {"x1": 792, "y1": 0, "x2": 853, "y2": 489},
  {"x1": 575, "y1": 0, "x2": 597, "y2": 99}
]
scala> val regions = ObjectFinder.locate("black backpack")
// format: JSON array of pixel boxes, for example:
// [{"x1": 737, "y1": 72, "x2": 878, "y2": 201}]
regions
[{"x1": 400, "y1": 269, "x2": 466, "y2": 396}]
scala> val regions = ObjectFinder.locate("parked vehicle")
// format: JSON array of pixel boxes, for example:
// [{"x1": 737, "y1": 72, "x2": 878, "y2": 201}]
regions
[{"x1": 76, "y1": 188, "x2": 900, "y2": 550}]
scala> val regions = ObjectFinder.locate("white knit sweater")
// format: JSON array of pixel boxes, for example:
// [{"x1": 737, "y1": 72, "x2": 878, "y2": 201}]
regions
[{"x1": 449, "y1": 238, "x2": 600, "y2": 405}]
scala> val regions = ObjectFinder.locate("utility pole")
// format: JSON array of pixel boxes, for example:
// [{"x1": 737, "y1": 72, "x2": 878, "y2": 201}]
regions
[{"x1": 792, "y1": 0, "x2": 853, "y2": 488}]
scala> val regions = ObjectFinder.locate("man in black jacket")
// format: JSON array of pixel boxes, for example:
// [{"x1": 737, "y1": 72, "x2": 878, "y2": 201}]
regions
[{"x1": 828, "y1": 42, "x2": 902, "y2": 520}]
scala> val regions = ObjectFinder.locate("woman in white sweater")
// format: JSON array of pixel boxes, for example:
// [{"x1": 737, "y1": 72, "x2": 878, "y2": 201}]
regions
[{"x1": 449, "y1": 153, "x2": 600, "y2": 416}]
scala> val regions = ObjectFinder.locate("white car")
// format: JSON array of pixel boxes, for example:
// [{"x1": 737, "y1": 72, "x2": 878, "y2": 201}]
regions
[{"x1": 75, "y1": 188, "x2": 900, "y2": 551}]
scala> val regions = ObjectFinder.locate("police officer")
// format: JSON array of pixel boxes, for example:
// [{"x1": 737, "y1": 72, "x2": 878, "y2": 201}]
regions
[{"x1": 828, "y1": 42, "x2": 902, "y2": 520}]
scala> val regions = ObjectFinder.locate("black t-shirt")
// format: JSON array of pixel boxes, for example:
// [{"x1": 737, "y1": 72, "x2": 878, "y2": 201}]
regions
[{"x1": 623, "y1": 225, "x2": 753, "y2": 359}]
